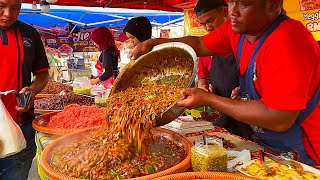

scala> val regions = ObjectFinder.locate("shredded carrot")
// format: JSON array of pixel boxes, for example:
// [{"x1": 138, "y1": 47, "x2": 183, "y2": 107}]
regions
[{"x1": 47, "y1": 104, "x2": 106, "y2": 129}]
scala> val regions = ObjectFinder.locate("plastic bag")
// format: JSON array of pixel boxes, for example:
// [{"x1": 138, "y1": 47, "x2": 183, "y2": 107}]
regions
[
  {"x1": 0, "y1": 99, "x2": 26, "y2": 158},
  {"x1": 227, "y1": 149, "x2": 251, "y2": 172}
]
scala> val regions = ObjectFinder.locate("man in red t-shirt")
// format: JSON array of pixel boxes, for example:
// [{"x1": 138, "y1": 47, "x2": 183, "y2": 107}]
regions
[{"x1": 130, "y1": 0, "x2": 320, "y2": 165}]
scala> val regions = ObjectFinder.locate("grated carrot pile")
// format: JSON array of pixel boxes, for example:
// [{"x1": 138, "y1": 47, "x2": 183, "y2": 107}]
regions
[{"x1": 47, "y1": 104, "x2": 106, "y2": 129}]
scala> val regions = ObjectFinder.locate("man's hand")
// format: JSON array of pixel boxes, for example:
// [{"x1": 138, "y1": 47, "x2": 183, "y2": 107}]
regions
[
  {"x1": 16, "y1": 87, "x2": 34, "y2": 112},
  {"x1": 90, "y1": 78, "x2": 100, "y2": 85},
  {"x1": 198, "y1": 84, "x2": 209, "y2": 92},
  {"x1": 129, "y1": 39, "x2": 155, "y2": 60},
  {"x1": 177, "y1": 88, "x2": 212, "y2": 109},
  {"x1": 198, "y1": 79, "x2": 216, "y2": 94},
  {"x1": 197, "y1": 79, "x2": 210, "y2": 92},
  {"x1": 231, "y1": 86, "x2": 241, "y2": 100},
  {"x1": 16, "y1": 71, "x2": 49, "y2": 112}
]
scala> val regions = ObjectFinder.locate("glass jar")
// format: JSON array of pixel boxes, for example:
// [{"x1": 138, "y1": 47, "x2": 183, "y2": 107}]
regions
[
  {"x1": 73, "y1": 77, "x2": 91, "y2": 95},
  {"x1": 191, "y1": 136, "x2": 227, "y2": 172}
]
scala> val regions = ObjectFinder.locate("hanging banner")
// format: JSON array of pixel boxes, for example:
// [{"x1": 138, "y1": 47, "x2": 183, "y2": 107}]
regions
[
  {"x1": 183, "y1": 8, "x2": 208, "y2": 36},
  {"x1": 39, "y1": 27, "x2": 101, "y2": 53},
  {"x1": 284, "y1": 0, "x2": 320, "y2": 40}
]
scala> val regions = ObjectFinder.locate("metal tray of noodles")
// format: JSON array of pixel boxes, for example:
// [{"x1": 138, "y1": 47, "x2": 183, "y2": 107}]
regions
[{"x1": 111, "y1": 42, "x2": 198, "y2": 126}]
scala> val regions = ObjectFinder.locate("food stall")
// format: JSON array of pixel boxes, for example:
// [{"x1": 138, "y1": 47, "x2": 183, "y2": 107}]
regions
[
  {"x1": 15, "y1": 1, "x2": 320, "y2": 180},
  {"x1": 19, "y1": 4, "x2": 185, "y2": 83},
  {"x1": 29, "y1": 43, "x2": 320, "y2": 180}
]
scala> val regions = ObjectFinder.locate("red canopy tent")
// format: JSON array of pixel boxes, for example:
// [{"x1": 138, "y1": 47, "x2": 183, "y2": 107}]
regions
[{"x1": 23, "y1": 0, "x2": 197, "y2": 12}]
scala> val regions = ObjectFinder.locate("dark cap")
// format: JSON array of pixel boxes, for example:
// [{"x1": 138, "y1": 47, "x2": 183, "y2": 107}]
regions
[
  {"x1": 123, "y1": 16, "x2": 152, "y2": 43},
  {"x1": 194, "y1": 0, "x2": 228, "y2": 17}
]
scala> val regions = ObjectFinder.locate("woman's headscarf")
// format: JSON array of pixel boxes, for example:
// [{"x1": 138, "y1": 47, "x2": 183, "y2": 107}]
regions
[
  {"x1": 90, "y1": 27, "x2": 120, "y2": 56},
  {"x1": 123, "y1": 16, "x2": 152, "y2": 42}
]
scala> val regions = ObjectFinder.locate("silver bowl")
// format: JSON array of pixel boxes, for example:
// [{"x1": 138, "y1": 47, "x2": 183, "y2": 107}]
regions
[{"x1": 111, "y1": 42, "x2": 197, "y2": 126}]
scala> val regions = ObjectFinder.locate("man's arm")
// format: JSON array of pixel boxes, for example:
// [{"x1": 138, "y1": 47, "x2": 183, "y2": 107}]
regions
[
  {"x1": 30, "y1": 71, "x2": 50, "y2": 95},
  {"x1": 177, "y1": 88, "x2": 299, "y2": 132},
  {"x1": 130, "y1": 20, "x2": 233, "y2": 60},
  {"x1": 130, "y1": 36, "x2": 215, "y2": 60},
  {"x1": 209, "y1": 95, "x2": 299, "y2": 132},
  {"x1": 197, "y1": 79, "x2": 210, "y2": 91}
]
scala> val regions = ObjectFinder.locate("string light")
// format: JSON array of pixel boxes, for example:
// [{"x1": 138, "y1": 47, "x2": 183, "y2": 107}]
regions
[
  {"x1": 31, "y1": 0, "x2": 37, "y2": 10},
  {"x1": 40, "y1": 0, "x2": 50, "y2": 13}
]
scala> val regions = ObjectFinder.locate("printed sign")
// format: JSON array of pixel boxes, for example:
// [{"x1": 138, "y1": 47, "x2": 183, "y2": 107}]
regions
[
  {"x1": 39, "y1": 28, "x2": 99, "y2": 53},
  {"x1": 184, "y1": 9, "x2": 208, "y2": 36},
  {"x1": 284, "y1": 0, "x2": 320, "y2": 40}
]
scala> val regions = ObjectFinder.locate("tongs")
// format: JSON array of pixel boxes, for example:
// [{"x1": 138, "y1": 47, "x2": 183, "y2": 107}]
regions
[
  {"x1": 259, "y1": 150, "x2": 273, "y2": 175},
  {"x1": 264, "y1": 152, "x2": 304, "y2": 174}
]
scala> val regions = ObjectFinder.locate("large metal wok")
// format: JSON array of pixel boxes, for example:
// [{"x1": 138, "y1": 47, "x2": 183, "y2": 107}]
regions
[{"x1": 110, "y1": 42, "x2": 197, "y2": 126}]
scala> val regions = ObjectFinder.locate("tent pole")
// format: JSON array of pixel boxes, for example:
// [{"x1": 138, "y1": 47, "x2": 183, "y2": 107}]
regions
[
  {"x1": 87, "y1": 19, "x2": 124, "y2": 26},
  {"x1": 41, "y1": 13, "x2": 86, "y2": 26},
  {"x1": 70, "y1": 13, "x2": 86, "y2": 34},
  {"x1": 161, "y1": 17, "x2": 184, "y2": 27}
]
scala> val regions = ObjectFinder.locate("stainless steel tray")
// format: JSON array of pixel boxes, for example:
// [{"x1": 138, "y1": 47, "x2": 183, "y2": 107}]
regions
[{"x1": 111, "y1": 42, "x2": 198, "y2": 126}]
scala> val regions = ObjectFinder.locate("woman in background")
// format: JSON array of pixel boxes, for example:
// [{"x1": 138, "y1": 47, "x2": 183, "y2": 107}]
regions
[
  {"x1": 123, "y1": 16, "x2": 152, "y2": 48},
  {"x1": 90, "y1": 27, "x2": 120, "y2": 88}
]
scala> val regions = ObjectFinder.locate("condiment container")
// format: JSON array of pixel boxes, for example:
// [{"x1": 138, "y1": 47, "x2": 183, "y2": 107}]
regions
[
  {"x1": 94, "y1": 92, "x2": 102, "y2": 106},
  {"x1": 73, "y1": 77, "x2": 91, "y2": 95},
  {"x1": 191, "y1": 136, "x2": 227, "y2": 172},
  {"x1": 94, "y1": 90, "x2": 110, "y2": 107}
]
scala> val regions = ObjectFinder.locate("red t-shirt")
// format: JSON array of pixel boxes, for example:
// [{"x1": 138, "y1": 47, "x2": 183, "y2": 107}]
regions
[
  {"x1": 0, "y1": 21, "x2": 49, "y2": 125},
  {"x1": 202, "y1": 19, "x2": 320, "y2": 164},
  {"x1": 198, "y1": 56, "x2": 212, "y2": 79}
]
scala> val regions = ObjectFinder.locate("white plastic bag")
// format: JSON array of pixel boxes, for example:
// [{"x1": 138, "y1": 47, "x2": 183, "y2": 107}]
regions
[
  {"x1": 227, "y1": 149, "x2": 251, "y2": 172},
  {"x1": 0, "y1": 99, "x2": 26, "y2": 158}
]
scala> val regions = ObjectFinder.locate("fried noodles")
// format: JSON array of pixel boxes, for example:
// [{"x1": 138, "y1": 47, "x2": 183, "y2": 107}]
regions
[
  {"x1": 105, "y1": 84, "x2": 181, "y2": 151},
  {"x1": 50, "y1": 84, "x2": 186, "y2": 179}
]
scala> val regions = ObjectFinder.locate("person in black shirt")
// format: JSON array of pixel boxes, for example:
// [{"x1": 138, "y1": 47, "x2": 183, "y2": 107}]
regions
[{"x1": 89, "y1": 27, "x2": 120, "y2": 88}]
